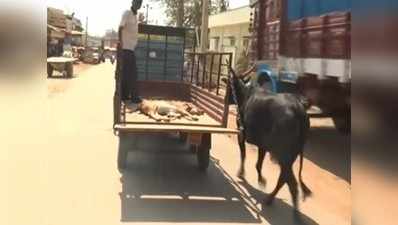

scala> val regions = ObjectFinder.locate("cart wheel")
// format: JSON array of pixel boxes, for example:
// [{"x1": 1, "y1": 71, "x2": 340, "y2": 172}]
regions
[
  {"x1": 117, "y1": 133, "x2": 128, "y2": 171},
  {"x1": 47, "y1": 64, "x2": 53, "y2": 78},
  {"x1": 66, "y1": 63, "x2": 74, "y2": 78},
  {"x1": 197, "y1": 133, "x2": 211, "y2": 171},
  {"x1": 332, "y1": 113, "x2": 351, "y2": 134}
]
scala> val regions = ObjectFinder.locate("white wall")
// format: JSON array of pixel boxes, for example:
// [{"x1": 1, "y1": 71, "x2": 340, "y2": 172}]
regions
[{"x1": 209, "y1": 23, "x2": 250, "y2": 67}]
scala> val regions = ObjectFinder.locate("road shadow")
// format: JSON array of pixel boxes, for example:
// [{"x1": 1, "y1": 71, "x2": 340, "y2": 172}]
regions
[
  {"x1": 305, "y1": 126, "x2": 351, "y2": 182},
  {"x1": 237, "y1": 179, "x2": 320, "y2": 225},
  {"x1": 118, "y1": 133, "x2": 261, "y2": 223}
]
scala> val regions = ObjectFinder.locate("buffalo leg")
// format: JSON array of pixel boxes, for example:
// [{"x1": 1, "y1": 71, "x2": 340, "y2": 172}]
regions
[
  {"x1": 256, "y1": 149, "x2": 267, "y2": 188},
  {"x1": 299, "y1": 151, "x2": 312, "y2": 200},
  {"x1": 286, "y1": 167, "x2": 299, "y2": 212},
  {"x1": 237, "y1": 132, "x2": 246, "y2": 179},
  {"x1": 264, "y1": 165, "x2": 287, "y2": 205}
]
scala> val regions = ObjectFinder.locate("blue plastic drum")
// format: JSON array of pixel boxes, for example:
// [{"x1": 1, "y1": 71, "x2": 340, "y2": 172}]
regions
[{"x1": 256, "y1": 63, "x2": 278, "y2": 93}]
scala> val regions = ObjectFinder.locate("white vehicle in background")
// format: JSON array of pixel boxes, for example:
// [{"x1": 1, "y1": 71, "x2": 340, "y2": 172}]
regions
[
  {"x1": 47, "y1": 57, "x2": 77, "y2": 78},
  {"x1": 82, "y1": 47, "x2": 101, "y2": 64}
]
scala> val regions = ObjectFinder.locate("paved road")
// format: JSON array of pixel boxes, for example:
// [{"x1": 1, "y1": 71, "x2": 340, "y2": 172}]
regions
[{"x1": 2, "y1": 62, "x2": 350, "y2": 225}]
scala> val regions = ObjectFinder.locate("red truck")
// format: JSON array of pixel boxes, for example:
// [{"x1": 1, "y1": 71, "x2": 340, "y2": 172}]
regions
[{"x1": 249, "y1": 0, "x2": 351, "y2": 133}]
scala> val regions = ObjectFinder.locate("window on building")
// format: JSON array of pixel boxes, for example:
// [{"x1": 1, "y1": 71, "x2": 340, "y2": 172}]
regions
[
  {"x1": 223, "y1": 36, "x2": 236, "y2": 47},
  {"x1": 243, "y1": 38, "x2": 249, "y2": 48},
  {"x1": 210, "y1": 37, "x2": 220, "y2": 51},
  {"x1": 229, "y1": 37, "x2": 236, "y2": 46}
]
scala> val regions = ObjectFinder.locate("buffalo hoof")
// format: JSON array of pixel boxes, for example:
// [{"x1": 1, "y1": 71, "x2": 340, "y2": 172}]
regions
[
  {"x1": 258, "y1": 177, "x2": 266, "y2": 189},
  {"x1": 301, "y1": 184, "x2": 313, "y2": 201},
  {"x1": 237, "y1": 170, "x2": 245, "y2": 180},
  {"x1": 293, "y1": 209, "x2": 302, "y2": 222},
  {"x1": 264, "y1": 196, "x2": 275, "y2": 206}
]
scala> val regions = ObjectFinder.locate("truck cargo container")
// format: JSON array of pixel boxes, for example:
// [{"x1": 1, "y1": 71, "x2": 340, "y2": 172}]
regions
[{"x1": 249, "y1": 0, "x2": 351, "y2": 133}]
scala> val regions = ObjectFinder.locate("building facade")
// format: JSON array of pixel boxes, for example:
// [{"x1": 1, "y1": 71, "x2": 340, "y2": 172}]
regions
[
  {"x1": 103, "y1": 29, "x2": 119, "y2": 49},
  {"x1": 208, "y1": 6, "x2": 251, "y2": 68},
  {"x1": 47, "y1": 7, "x2": 66, "y2": 57},
  {"x1": 47, "y1": 7, "x2": 85, "y2": 56}
]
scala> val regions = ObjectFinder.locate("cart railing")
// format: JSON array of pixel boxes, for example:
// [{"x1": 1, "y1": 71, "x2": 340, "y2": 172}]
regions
[
  {"x1": 183, "y1": 52, "x2": 233, "y2": 127},
  {"x1": 114, "y1": 50, "x2": 234, "y2": 130},
  {"x1": 184, "y1": 51, "x2": 233, "y2": 96}
]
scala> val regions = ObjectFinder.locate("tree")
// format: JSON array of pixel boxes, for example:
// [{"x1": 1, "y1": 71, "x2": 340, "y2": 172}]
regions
[
  {"x1": 138, "y1": 12, "x2": 146, "y2": 24},
  {"x1": 151, "y1": 0, "x2": 229, "y2": 28},
  {"x1": 215, "y1": 0, "x2": 229, "y2": 12}
]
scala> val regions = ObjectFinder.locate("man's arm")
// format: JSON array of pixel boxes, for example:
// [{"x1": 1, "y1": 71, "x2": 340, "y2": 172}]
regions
[
  {"x1": 118, "y1": 11, "x2": 127, "y2": 49},
  {"x1": 118, "y1": 26, "x2": 123, "y2": 49}
]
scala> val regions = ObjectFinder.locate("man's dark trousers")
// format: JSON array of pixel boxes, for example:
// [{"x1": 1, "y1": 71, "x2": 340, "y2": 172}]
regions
[{"x1": 121, "y1": 49, "x2": 139, "y2": 102}]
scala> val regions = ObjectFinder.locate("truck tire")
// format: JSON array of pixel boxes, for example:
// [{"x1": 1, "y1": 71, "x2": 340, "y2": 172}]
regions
[
  {"x1": 66, "y1": 63, "x2": 73, "y2": 78},
  {"x1": 180, "y1": 132, "x2": 196, "y2": 153},
  {"x1": 117, "y1": 147, "x2": 128, "y2": 172},
  {"x1": 197, "y1": 133, "x2": 211, "y2": 171},
  {"x1": 117, "y1": 133, "x2": 128, "y2": 171},
  {"x1": 47, "y1": 64, "x2": 53, "y2": 77},
  {"x1": 332, "y1": 113, "x2": 351, "y2": 134}
]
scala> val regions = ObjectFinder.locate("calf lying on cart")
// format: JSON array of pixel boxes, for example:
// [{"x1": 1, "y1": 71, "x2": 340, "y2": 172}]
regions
[{"x1": 136, "y1": 100, "x2": 204, "y2": 122}]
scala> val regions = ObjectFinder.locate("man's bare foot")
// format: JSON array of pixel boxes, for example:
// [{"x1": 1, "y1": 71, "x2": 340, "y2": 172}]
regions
[
  {"x1": 237, "y1": 169, "x2": 245, "y2": 180},
  {"x1": 126, "y1": 103, "x2": 139, "y2": 113},
  {"x1": 125, "y1": 107, "x2": 134, "y2": 113}
]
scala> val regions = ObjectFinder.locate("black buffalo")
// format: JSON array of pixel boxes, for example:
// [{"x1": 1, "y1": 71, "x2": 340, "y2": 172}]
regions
[{"x1": 226, "y1": 67, "x2": 312, "y2": 215}]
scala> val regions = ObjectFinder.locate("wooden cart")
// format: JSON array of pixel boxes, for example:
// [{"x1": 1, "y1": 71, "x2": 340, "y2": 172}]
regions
[
  {"x1": 47, "y1": 57, "x2": 77, "y2": 78},
  {"x1": 114, "y1": 25, "x2": 238, "y2": 171}
]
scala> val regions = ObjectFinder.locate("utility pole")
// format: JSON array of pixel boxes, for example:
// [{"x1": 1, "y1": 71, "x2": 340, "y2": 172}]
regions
[
  {"x1": 176, "y1": 0, "x2": 184, "y2": 27},
  {"x1": 85, "y1": 16, "x2": 88, "y2": 47},
  {"x1": 143, "y1": 4, "x2": 152, "y2": 24},
  {"x1": 146, "y1": 5, "x2": 149, "y2": 24},
  {"x1": 200, "y1": 0, "x2": 209, "y2": 52}
]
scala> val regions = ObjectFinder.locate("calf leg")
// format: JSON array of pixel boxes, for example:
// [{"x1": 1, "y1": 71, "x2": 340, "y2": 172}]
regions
[
  {"x1": 146, "y1": 112, "x2": 162, "y2": 121},
  {"x1": 176, "y1": 109, "x2": 198, "y2": 121},
  {"x1": 256, "y1": 149, "x2": 267, "y2": 188},
  {"x1": 148, "y1": 112, "x2": 170, "y2": 122},
  {"x1": 237, "y1": 132, "x2": 246, "y2": 179}
]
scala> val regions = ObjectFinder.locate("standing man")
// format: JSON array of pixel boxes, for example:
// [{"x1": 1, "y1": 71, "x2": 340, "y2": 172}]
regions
[{"x1": 119, "y1": 0, "x2": 143, "y2": 104}]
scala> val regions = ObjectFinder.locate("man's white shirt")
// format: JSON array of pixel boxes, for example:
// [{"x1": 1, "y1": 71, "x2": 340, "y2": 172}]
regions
[{"x1": 119, "y1": 10, "x2": 138, "y2": 51}]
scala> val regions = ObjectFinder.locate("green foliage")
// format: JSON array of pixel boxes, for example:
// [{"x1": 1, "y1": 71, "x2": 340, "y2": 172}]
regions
[
  {"x1": 215, "y1": 0, "x2": 229, "y2": 12},
  {"x1": 151, "y1": 0, "x2": 229, "y2": 28}
]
